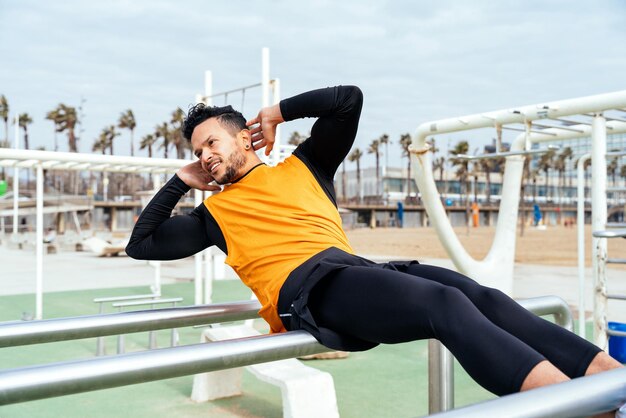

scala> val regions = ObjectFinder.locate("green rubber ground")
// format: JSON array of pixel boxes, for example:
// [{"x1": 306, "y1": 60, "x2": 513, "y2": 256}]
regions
[{"x1": 0, "y1": 281, "x2": 595, "y2": 417}]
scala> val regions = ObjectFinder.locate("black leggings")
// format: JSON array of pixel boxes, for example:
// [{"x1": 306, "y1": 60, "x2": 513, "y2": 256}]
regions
[{"x1": 307, "y1": 263, "x2": 601, "y2": 396}]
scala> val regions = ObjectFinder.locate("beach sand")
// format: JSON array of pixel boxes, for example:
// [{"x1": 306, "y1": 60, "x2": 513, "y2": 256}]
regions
[{"x1": 347, "y1": 225, "x2": 626, "y2": 268}]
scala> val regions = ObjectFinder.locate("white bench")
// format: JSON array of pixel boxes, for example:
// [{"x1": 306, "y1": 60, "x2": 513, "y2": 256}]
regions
[{"x1": 191, "y1": 324, "x2": 339, "y2": 418}]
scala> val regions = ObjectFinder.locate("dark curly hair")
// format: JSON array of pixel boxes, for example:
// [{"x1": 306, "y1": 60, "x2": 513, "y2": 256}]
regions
[{"x1": 182, "y1": 104, "x2": 246, "y2": 141}]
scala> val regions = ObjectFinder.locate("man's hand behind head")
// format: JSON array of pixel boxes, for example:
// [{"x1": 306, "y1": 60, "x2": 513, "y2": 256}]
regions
[{"x1": 177, "y1": 161, "x2": 222, "y2": 192}]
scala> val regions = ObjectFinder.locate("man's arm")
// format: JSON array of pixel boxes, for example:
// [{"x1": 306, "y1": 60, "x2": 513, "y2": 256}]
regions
[
  {"x1": 125, "y1": 168, "x2": 220, "y2": 260},
  {"x1": 247, "y1": 85, "x2": 363, "y2": 179}
]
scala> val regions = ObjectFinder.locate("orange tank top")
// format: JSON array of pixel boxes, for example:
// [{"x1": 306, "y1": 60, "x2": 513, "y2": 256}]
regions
[{"x1": 204, "y1": 155, "x2": 354, "y2": 333}]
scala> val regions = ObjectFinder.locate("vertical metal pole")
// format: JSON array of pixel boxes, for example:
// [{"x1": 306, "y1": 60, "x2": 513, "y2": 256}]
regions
[
  {"x1": 577, "y1": 154, "x2": 591, "y2": 338},
  {"x1": 117, "y1": 306, "x2": 125, "y2": 354},
  {"x1": 261, "y1": 47, "x2": 270, "y2": 108},
  {"x1": 204, "y1": 71, "x2": 213, "y2": 106},
  {"x1": 171, "y1": 301, "x2": 179, "y2": 347},
  {"x1": 35, "y1": 165, "x2": 44, "y2": 320},
  {"x1": 151, "y1": 174, "x2": 162, "y2": 295},
  {"x1": 12, "y1": 114, "x2": 19, "y2": 236},
  {"x1": 204, "y1": 246, "x2": 213, "y2": 304},
  {"x1": 194, "y1": 189, "x2": 203, "y2": 305},
  {"x1": 591, "y1": 115, "x2": 608, "y2": 349},
  {"x1": 428, "y1": 339, "x2": 454, "y2": 413},
  {"x1": 96, "y1": 302, "x2": 105, "y2": 356},
  {"x1": 272, "y1": 78, "x2": 281, "y2": 166},
  {"x1": 148, "y1": 302, "x2": 157, "y2": 349}
]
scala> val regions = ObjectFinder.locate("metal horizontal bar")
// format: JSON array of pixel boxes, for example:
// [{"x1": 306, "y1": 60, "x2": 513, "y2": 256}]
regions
[
  {"x1": 607, "y1": 187, "x2": 626, "y2": 193},
  {"x1": 530, "y1": 122, "x2": 584, "y2": 133},
  {"x1": 593, "y1": 229, "x2": 626, "y2": 238},
  {"x1": 607, "y1": 294, "x2": 626, "y2": 300},
  {"x1": 0, "y1": 330, "x2": 330, "y2": 405},
  {"x1": 608, "y1": 329, "x2": 626, "y2": 338},
  {"x1": 548, "y1": 117, "x2": 593, "y2": 126},
  {"x1": 0, "y1": 300, "x2": 261, "y2": 347},
  {"x1": 501, "y1": 126, "x2": 558, "y2": 136},
  {"x1": 516, "y1": 296, "x2": 573, "y2": 331},
  {"x1": 204, "y1": 82, "x2": 263, "y2": 99},
  {"x1": 429, "y1": 367, "x2": 626, "y2": 418},
  {"x1": 607, "y1": 259, "x2": 626, "y2": 265},
  {"x1": 607, "y1": 222, "x2": 626, "y2": 228},
  {"x1": 112, "y1": 298, "x2": 182, "y2": 308},
  {"x1": 93, "y1": 293, "x2": 160, "y2": 304},
  {"x1": 454, "y1": 146, "x2": 560, "y2": 161},
  {"x1": 606, "y1": 151, "x2": 626, "y2": 157}
]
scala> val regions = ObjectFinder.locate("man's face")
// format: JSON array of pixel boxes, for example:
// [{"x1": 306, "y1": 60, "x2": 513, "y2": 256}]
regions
[{"x1": 190, "y1": 118, "x2": 247, "y2": 185}]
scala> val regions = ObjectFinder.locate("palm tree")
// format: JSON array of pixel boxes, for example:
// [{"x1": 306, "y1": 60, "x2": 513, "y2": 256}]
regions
[
  {"x1": 368, "y1": 139, "x2": 381, "y2": 198},
  {"x1": 379, "y1": 134, "x2": 391, "y2": 173},
  {"x1": 92, "y1": 133, "x2": 108, "y2": 155},
  {"x1": 155, "y1": 123, "x2": 171, "y2": 159},
  {"x1": 0, "y1": 95, "x2": 8, "y2": 144},
  {"x1": 288, "y1": 131, "x2": 305, "y2": 146},
  {"x1": 17, "y1": 113, "x2": 33, "y2": 150},
  {"x1": 621, "y1": 165, "x2": 626, "y2": 187},
  {"x1": 449, "y1": 140, "x2": 470, "y2": 206},
  {"x1": 348, "y1": 148, "x2": 363, "y2": 203},
  {"x1": 118, "y1": 109, "x2": 136, "y2": 156},
  {"x1": 433, "y1": 156, "x2": 446, "y2": 194},
  {"x1": 170, "y1": 108, "x2": 187, "y2": 159},
  {"x1": 608, "y1": 156, "x2": 619, "y2": 187},
  {"x1": 537, "y1": 149, "x2": 555, "y2": 202},
  {"x1": 478, "y1": 157, "x2": 495, "y2": 204},
  {"x1": 45, "y1": 109, "x2": 61, "y2": 151},
  {"x1": 561, "y1": 146, "x2": 574, "y2": 189},
  {"x1": 99, "y1": 125, "x2": 119, "y2": 155},
  {"x1": 49, "y1": 104, "x2": 79, "y2": 152},
  {"x1": 399, "y1": 133, "x2": 413, "y2": 201},
  {"x1": 140, "y1": 134, "x2": 157, "y2": 158}
]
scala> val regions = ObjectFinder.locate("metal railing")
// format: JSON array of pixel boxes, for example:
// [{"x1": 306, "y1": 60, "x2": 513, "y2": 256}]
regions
[
  {"x1": 429, "y1": 367, "x2": 626, "y2": 418},
  {"x1": 0, "y1": 295, "x2": 577, "y2": 416},
  {"x1": 0, "y1": 300, "x2": 261, "y2": 347},
  {"x1": 428, "y1": 295, "x2": 573, "y2": 414}
]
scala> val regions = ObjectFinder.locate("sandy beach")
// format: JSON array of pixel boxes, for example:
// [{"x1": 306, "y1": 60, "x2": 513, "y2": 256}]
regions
[{"x1": 347, "y1": 225, "x2": 626, "y2": 268}]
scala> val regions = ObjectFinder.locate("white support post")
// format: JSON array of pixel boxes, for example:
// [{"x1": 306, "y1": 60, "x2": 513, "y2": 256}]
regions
[
  {"x1": 272, "y1": 78, "x2": 281, "y2": 166},
  {"x1": 36, "y1": 164, "x2": 44, "y2": 320},
  {"x1": 12, "y1": 114, "x2": 19, "y2": 236},
  {"x1": 577, "y1": 154, "x2": 591, "y2": 338},
  {"x1": 151, "y1": 174, "x2": 162, "y2": 295},
  {"x1": 591, "y1": 115, "x2": 608, "y2": 349},
  {"x1": 204, "y1": 71, "x2": 212, "y2": 106},
  {"x1": 204, "y1": 245, "x2": 213, "y2": 304},
  {"x1": 194, "y1": 189, "x2": 204, "y2": 305},
  {"x1": 261, "y1": 48, "x2": 270, "y2": 108}
]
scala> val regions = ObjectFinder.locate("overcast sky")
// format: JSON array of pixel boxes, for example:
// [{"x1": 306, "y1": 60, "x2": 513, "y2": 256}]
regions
[{"x1": 1, "y1": 0, "x2": 624, "y2": 167}]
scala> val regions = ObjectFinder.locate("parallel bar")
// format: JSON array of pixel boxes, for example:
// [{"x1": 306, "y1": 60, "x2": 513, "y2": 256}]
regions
[
  {"x1": 516, "y1": 296, "x2": 573, "y2": 331},
  {"x1": 0, "y1": 331, "x2": 330, "y2": 405},
  {"x1": 607, "y1": 259, "x2": 626, "y2": 264},
  {"x1": 593, "y1": 229, "x2": 626, "y2": 238},
  {"x1": 112, "y1": 298, "x2": 182, "y2": 308},
  {"x1": 429, "y1": 367, "x2": 626, "y2": 418},
  {"x1": 608, "y1": 329, "x2": 626, "y2": 337},
  {"x1": 607, "y1": 294, "x2": 626, "y2": 300},
  {"x1": 93, "y1": 294, "x2": 159, "y2": 303},
  {"x1": 0, "y1": 300, "x2": 261, "y2": 347}
]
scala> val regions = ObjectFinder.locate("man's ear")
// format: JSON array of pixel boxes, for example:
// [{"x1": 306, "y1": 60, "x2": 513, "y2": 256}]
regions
[{"x1": 238, "y1": 129, "x2": 251, "y2": 149}]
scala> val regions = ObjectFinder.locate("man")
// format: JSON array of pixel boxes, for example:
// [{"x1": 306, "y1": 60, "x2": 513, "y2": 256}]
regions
[{"x1": 126, "y1": 85, "x2": 621, "y2": 402}]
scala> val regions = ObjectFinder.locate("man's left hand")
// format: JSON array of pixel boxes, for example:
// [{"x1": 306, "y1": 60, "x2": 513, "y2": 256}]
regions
[{"x1": 246, "y1": 104, "x2": 285, "y2": 156}]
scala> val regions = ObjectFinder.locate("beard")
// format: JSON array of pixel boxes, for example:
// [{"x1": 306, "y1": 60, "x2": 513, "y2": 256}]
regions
[{"x1": 214, "y1": 150, "x2": 246, "y2": 185}]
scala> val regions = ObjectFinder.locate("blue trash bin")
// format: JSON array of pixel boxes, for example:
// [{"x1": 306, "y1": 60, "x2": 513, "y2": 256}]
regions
[{"x1": 608, "y1": 322, "x2": 626, "y2": 363}]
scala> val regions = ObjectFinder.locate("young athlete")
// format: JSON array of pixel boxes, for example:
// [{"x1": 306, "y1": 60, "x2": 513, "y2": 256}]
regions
[{"x1": 126, "y1": 85, "x2": 621, "y2": 404}]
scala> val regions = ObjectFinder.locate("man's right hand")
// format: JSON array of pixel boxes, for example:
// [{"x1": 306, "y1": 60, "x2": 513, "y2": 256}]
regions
[{"x1": 176, "y1": 161, "x2": 222, "y2": 192}]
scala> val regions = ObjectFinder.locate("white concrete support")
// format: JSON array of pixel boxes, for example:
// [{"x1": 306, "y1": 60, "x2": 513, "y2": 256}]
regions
[
  {"x1": 36, "y1": 165, "x2": 44, "y2": 320},
  {"x1": 410, "y1": 90, "x2": 626, "y2": 295},
  {"x1": 194, "y1": 189, "x2": 204, "y2": 305},
  {"x1": 577, "y1": 153, "x2": 591, "y2": 338},
  {"x1": 192, "y1": 325, "x2": 339, "y2": 418},
  {"x1": 591, "y1": 115, "x2": 608, "y2": 349},
  {"x1": 12, "y1": 114, "x2": 19, "y2": 236}
]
